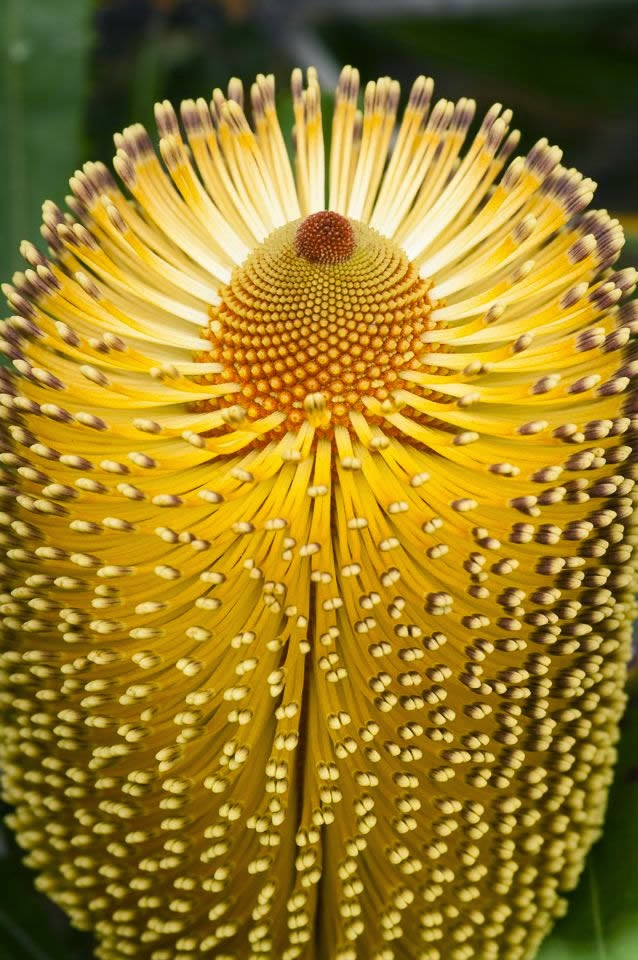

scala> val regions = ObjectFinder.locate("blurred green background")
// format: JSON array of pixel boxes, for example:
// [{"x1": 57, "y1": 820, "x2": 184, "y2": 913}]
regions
[{"x1": 0, "y1": 0, "x2": 637, "y2": 958}]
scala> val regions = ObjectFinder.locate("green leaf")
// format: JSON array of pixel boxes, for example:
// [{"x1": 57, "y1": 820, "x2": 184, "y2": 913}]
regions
[
  {"x1": 0, "y1": 0, "x2": 93, "y2": 280},
  {"x1": 619, "y1": 230, "x2": 638, "y2": 270},
  {"x1": 537, "y1": 676, "x2": 638, "y2": 960}
]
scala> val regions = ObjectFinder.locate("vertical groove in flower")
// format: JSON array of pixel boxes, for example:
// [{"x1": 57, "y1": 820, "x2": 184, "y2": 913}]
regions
[{"x1": 0, "y1": 65, "x2": 636, "y2": 960}]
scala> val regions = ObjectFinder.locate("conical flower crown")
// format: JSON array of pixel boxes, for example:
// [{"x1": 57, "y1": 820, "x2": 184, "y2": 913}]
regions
[{"x1": 0, "y1": 66, "x2": 636, "y2": 960}]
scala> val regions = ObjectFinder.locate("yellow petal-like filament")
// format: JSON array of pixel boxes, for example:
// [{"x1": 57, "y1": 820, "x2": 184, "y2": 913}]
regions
[{"x1": 0, "y1": 67, "x2": 636, "y2": 960}]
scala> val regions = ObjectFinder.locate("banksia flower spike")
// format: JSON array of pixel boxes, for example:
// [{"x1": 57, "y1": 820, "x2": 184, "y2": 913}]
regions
[{"x1": 0, "y1": 65, "x2": 637, "y2": 960}]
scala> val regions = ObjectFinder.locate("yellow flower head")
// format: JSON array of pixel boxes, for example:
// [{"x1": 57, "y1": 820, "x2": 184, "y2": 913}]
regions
[{"x1": 0, "y1": 66, "x2": 637, "y2": 960}]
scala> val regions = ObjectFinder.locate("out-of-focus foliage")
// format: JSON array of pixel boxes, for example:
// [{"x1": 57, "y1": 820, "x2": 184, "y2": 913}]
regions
[
  {"x1": 0, "y1": 0, "x2": 637, "y2": 957},
  {"x1": 0, "y1": 0, "x2": 93, "y2": 278}
]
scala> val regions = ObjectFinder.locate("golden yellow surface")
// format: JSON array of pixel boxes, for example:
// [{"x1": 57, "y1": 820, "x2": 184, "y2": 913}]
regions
[{"x1": 0, "y1": 66, "x2": 636, "y2": 960}]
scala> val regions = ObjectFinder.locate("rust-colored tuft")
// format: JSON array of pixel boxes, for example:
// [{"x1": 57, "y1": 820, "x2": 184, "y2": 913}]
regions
[{"x1": 295, "y1": 211, "x2": 356, "y2": 264}]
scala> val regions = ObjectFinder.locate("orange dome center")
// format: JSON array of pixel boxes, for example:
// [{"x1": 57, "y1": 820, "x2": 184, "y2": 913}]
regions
[{"x1": 201, "y1": 216, "x2": 433, "y2": 430}]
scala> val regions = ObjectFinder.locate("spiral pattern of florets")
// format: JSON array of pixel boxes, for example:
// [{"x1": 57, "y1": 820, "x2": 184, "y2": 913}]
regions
[{"x1": 202, "y1": 218, "x2": 433, "y2": 428}]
